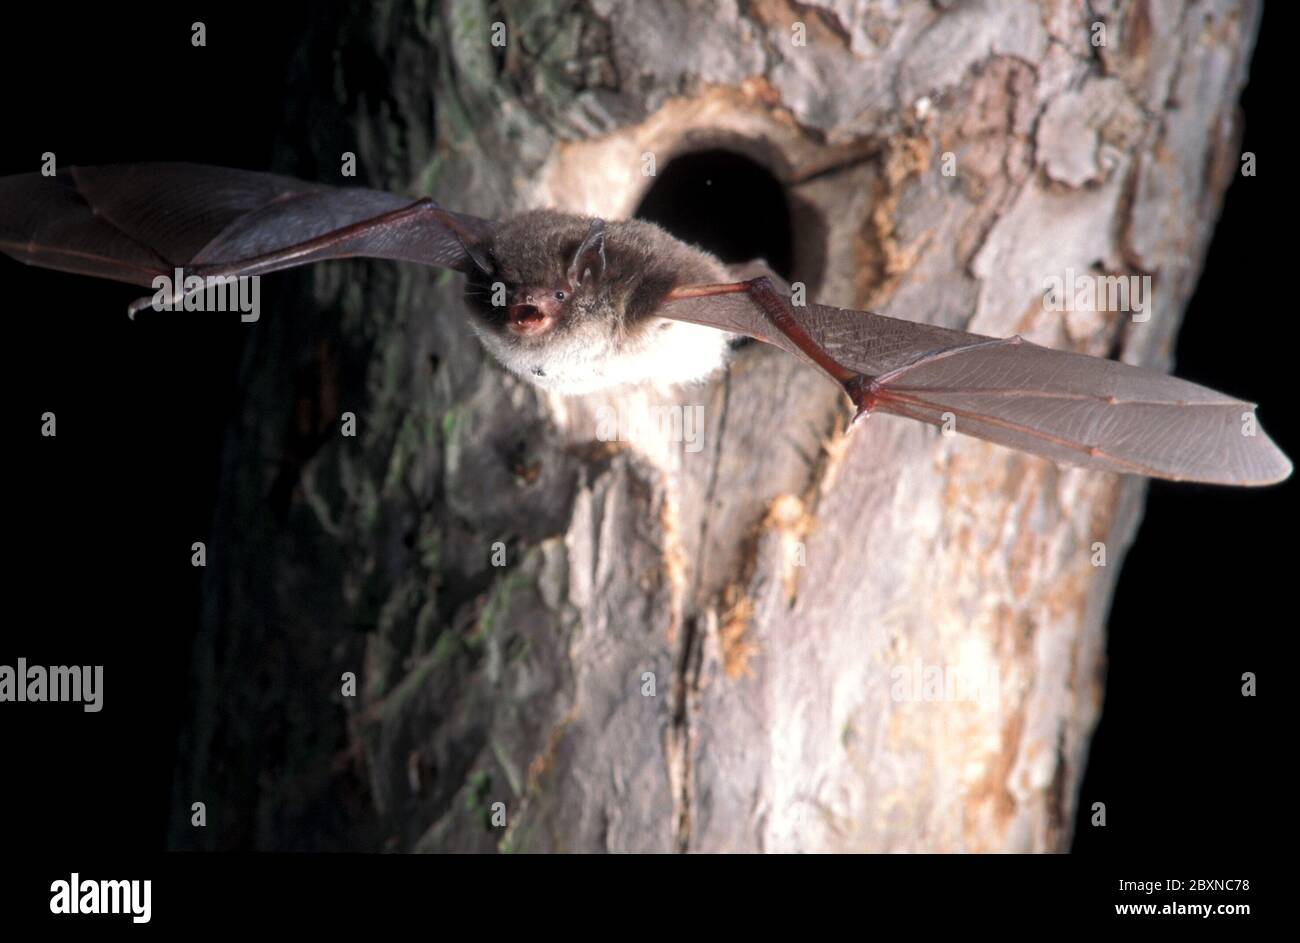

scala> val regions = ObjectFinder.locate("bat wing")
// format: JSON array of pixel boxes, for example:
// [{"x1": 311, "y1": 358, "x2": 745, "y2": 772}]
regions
[
  {"x1": 662, "y1": 267, "x2": 1291, "y2": 486},
  {"x1": 0, "y1": 163, "x2": 496, "y2": 297}
]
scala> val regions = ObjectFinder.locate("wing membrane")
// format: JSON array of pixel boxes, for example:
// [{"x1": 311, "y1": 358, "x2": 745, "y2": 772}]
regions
[
  {"x1": 662, "y1": 275, "x2": 1291, "y2": 485},
  {"x1": 0, "y1": 163, "x2": 495, "y2": 287}
]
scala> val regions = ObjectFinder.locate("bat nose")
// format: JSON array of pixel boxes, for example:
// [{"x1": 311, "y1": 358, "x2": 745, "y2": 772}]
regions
[{"x1": 507, "y1": 302, "x2": 555, "y2": 336}]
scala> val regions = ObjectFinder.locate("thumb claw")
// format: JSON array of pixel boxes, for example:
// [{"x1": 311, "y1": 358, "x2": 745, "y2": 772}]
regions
[
  {"x1": 127, "y1": 295, "x2": 151, "y2": 320},
  {"x1": 846, "y1": 402, "x2": 872, "y2": 435},
  {"x1": 843, "y1": 374, "x2": 878, "y2": 432}
]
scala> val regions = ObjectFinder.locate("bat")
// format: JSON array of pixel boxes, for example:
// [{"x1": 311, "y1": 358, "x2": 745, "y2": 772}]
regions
[{"x1": 1, "y1": 162, "x2": 1290, "y2": 486}]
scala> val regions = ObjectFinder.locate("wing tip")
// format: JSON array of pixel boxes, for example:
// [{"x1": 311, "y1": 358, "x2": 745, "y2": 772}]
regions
[
  {"x1": 1195, "y1": 426, "x2": 1292, "y2": 487},
  {"x1": 1238, "y1": 418, "x2": 1292, "y2": 486},
  {"x1": 1247, "y1": 438, "x2": 1293, "y2": 487}
]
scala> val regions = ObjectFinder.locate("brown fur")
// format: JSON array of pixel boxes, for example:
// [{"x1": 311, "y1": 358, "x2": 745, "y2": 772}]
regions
[
  {"x1": 461, "y1": 211, "x2": 733, "y2": 394},
  {"x1": 465, "y1": 210, "x2": 727, "y2": 336}
]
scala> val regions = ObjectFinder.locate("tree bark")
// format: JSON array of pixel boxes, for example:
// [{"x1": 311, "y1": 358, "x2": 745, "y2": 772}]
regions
[{"x1": 170, "y1": 0, "x2": 1261, "y2": 852}]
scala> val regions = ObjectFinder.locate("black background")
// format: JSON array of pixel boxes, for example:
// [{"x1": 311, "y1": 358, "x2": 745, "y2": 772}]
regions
[{"x1": 0, "y1": 0, "x2": 1291, "y2": 879}]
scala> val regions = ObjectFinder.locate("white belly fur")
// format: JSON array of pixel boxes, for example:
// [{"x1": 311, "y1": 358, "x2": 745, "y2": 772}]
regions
[{"x1": 474, "y1": 318, "x2": 730, "y2": 395}]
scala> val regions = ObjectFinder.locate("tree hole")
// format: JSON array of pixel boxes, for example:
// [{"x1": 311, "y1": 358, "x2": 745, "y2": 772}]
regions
[{"x1": 634, "y1": 149, "x2": 794, "y2": 281}]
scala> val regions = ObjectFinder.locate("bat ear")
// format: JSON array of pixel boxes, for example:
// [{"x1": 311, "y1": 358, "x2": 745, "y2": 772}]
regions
[
  {"x1": 460, "y1": 237, "x2": 494, "y2": 275},
  {"x1": 567, "y1": 218, "x2": 606, "y2": 287}
]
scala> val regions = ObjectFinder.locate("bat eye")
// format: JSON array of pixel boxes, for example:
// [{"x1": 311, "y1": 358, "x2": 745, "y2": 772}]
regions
[{"x1": 554, "y1": 290, "x2": 567, "y2": 301}]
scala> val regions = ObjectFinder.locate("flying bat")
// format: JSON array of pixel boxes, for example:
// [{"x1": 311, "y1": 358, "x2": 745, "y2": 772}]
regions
[{"x1": 0, "y1": 162, "x2": 1290, "y2": 485}]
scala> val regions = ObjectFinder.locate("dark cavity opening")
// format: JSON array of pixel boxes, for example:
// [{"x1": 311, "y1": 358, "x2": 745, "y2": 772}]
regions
[{"x1": 633, "y1": 149, "x2": 793, "y2": 281}]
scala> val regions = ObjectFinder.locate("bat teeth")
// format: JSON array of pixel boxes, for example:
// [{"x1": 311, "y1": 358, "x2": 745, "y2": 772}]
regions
[{"x1": 506, "y1": 304, "x2": 555, "y2": 337}]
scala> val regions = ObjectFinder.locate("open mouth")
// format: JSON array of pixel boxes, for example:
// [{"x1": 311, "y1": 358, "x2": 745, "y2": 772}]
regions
[{"x1": 507, "y1": 303, "x2": 555, "y2": 337}]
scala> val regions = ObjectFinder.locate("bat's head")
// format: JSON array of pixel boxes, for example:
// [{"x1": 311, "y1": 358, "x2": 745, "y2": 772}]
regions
[
  {"x1": 462, "y1": 209, "x2": 728, "y2": 394},
  {"x1": 464, "y1": 210, "x2": 614, "y2": 341},
  {"x1": 462, "y1": 210, "x2": 635, "y2": 391}
]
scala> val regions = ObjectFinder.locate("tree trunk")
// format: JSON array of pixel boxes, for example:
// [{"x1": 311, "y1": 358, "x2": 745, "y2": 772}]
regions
[{"x1": 170, "y1": 0, "x2": 1261, "y2": 852}]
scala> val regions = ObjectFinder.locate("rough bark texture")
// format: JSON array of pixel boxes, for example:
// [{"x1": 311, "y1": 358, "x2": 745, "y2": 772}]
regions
[{"x1": 169, "y1": 0, "x2": 1260, "y2": 852}]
